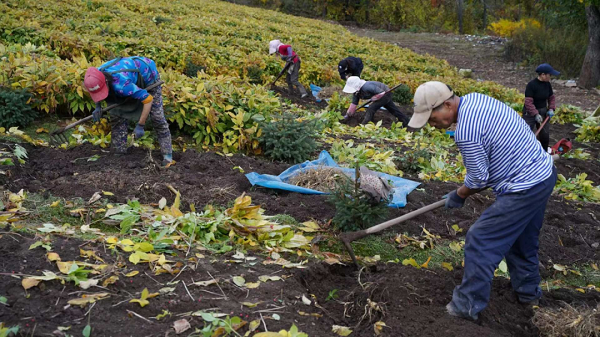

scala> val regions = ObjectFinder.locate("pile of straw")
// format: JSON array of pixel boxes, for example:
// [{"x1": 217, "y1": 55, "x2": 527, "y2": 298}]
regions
[
  {"x1": 288, "y1": 166, "x2": 351, "y2": 192},
  {"x1": 532, "y1": 302, "x2": 599, "y2": 337}
]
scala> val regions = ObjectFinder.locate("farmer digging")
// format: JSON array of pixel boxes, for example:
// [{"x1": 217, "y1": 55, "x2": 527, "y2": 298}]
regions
[
  {"x1": 343, "y1": 76, "x2": 409, "y2": 126},
  {"x1": 523, "y1": 63, "x2": 560, "y2": 152},
  {"x1": 269, "y1": 40, "x2": 309, "y2": 98},
  {"x1": 408, "y1": 81, "x2": 557, "y2": 320},
  {"x1": 338, "y1": 56, "x2": 364, "y2": 80},
  {"x1": 84, "y1": 56, "x2": 174, "y2": 167}
]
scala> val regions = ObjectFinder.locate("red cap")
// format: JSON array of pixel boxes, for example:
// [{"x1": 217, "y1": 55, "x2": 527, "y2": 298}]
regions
[{"x1": 84, "y1": 67, "x2": 109, "y2": 102}]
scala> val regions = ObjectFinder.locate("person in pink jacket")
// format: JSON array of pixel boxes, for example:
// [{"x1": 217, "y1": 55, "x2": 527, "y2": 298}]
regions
[{"x1": 269, "y1": 40, "x2": 308, "y2": 98}]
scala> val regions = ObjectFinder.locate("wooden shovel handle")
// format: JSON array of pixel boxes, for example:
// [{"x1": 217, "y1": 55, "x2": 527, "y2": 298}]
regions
[{"x1": 340, "y1": 199, "x2": 446, "y2": 243}]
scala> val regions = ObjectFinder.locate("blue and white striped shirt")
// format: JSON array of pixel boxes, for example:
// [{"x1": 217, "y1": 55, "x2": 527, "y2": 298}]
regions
[{"x1": 455, "y1": 93, "x2": 553, "y2": 195}]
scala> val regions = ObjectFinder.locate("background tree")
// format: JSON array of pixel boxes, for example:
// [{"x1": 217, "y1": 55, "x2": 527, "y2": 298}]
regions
[{"x1": 579, "y1": 3, "x2": 600, "y2": 88}]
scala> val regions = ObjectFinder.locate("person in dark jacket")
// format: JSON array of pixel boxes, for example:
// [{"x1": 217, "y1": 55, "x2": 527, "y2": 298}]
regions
[
  {"x1": 343, "y1": 76, "x2": 409, "y2": 126},
  {"x1": 338, "y1": 57, "x2": 364, "y2": 80},
  {"x1": 523, "y1": 63, "x2": 559, "y2": 152}
]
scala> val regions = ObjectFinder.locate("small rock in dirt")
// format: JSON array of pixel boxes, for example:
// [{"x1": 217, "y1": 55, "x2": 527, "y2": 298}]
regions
[
  {"x1": 565, "y1": 80, "x2": 577, "y2": 87},
  {"x1": 591, "y1": 242, "x2": 599, "y2": 248},
  {"x1": 459, "y1": 69, "x2": 473, "y2": 78}
]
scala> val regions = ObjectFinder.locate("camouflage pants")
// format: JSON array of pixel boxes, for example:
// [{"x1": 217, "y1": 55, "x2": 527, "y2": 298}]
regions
[{"x1": 111, "y1": 81, "x2": 172, "y2": 156}]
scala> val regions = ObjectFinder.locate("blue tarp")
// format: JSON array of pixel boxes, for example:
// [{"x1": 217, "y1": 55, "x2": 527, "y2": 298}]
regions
[{"x1": 245, "y1": 151, "x2": 421, "y2": 208}]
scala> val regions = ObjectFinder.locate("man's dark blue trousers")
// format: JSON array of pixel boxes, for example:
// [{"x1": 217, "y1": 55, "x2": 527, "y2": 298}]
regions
[{"x1": 450, "y1": 166, "x2": 558, "y2": 318}]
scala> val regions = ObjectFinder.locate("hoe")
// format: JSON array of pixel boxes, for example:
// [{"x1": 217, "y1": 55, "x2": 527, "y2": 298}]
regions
[
  {"x1": 49, "y1": 80, "x2": 164, "y2": 145},
  {"x1": 340, "y1": 199, "x2": 446, "y2": 269}
]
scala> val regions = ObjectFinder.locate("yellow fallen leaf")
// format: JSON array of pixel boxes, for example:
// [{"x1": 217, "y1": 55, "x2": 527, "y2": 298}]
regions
[
  {"x1": 298, "y1": 311, "x2": 323, "y2": 317},
  {"x1": 106, "y1": 204, "x2": 114, "y2": 209},
  {"x1": 245, "y1": 282, "x2": 260, "y2": 289},
  {"x1": 241, "y1": 301, "x2": 262, "y2": 308},
  {"x1": 332, "y1": 325, "x2": 353, "y2": 336},
  {"x1": 47, "y1": 252, "x2": 61, "y2": 262},
  {"x1": 576, "y1": 288, "x2": 585, "y2": 293},
  {"x1": 252, "y1": 333, "x2": 282, "y2": 337},
  {"x1": 95, "y1": 208, "x2": 106, "y2": 213},
  {"x1": 106, "y1": 237, "x2": 118, "y2": 244},
  {"x1": 441, "y1": 262, "x2": 454, "y2": 271},
  {"x1": 102, "y1": 275, "x2": 119, "y2": 287},
  {"x1": 102, "y1": 191, "x2": 114, "y2": 196},
  {"x1": 591, "y1": 263, "x2": 598, "y2": 271},
  {"x1": 57, "y1": 261, "x2": 77, "y2": 274},
  {"x1": 22, "y1": 278, "x2": 41, "y2": 290},
  {"x1": 125, "y1": 271, "x2": 139, "y2": 277},
  {"x1": 36, "y1": 128, "x2": 49, "y2": 134},
  {"x1": 130, "y1": 288, "x2": 151, "y2": 307},
  {"x1": 68, "y1": 293, "x2": 109, "y2": 307},
  {"x1": 374, "y1": 321, "x2": 387, "y2": 335},
  {"x1": 402, "y1": 258, "x2": 420, "y2": 269},
  {"x1": 50, "y1": 200, "x2": 60, "y2": 207},
  {"x1": 420, "y1": 256, "x2": 432, "y2": 269}
]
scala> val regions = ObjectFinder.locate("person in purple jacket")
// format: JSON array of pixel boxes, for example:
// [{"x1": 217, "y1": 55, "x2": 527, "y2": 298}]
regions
[{"x1": 84, "y1": 56, "x2": 173, "y2": 167}]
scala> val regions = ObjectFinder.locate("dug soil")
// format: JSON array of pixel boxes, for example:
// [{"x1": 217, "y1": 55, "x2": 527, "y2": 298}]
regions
[
  {"x1": 1, "y1": 234, "x2": 598, "y2": 337},
  {"x1": 3, "y1": 139, "x2": 599, "y2": 267}
]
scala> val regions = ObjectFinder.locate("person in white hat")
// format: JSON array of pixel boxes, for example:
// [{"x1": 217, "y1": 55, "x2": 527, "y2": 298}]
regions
[
  {"x1": 268, "y1": 40, "x2": 308, "y2": 98},
  {"x1": 342, "y1": 76, "x2": 408, "y2": 126},
  {"x1": 408, "y1": 81, "x2": 556, "y2": 321}
]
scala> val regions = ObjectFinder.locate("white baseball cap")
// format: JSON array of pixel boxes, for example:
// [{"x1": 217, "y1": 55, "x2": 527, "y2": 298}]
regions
[
  {"x1": 343, "y1": 76, "x2": 366, "y2": 93},
  {"x1": 269, "y1": 40, "x2": 282, "y2": 54},
  {"x1": 408, "y1": 81, "x2": 454, "y2": 128}
]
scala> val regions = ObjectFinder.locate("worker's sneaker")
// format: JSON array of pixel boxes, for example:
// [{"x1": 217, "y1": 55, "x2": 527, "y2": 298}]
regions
[
  {"x1": 300, "y1": 93, "x2": 308, "y2": 99},
  {"x1": 446, "y1": 302, "x2": 479, "y2": 321},
  {"x1": 161, "y1": 159, "x2": 175, "y2": 168}
]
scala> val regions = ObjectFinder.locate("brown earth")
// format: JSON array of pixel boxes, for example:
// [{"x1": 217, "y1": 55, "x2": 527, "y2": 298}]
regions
[
  {"x1": 346, "y1": 27, "x2": 600, "y2": 113},
  {"x1": 3, "y1": 138, "x2": 599, "y2": 268},
  {"x1": 1, "y1": 233, "x2": 599, "y2": 337}
]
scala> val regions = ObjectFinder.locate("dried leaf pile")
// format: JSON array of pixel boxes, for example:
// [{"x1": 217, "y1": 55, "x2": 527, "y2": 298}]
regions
[
  {"x1": 288, "y1": 167, "x2": 351, "y2": 192},
  {"x1": 532, "y1": 302, "x2": 599, "y2": 337}
]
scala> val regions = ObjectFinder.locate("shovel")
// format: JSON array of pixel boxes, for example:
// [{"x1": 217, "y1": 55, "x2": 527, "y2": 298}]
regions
[
  {"x1": 269, "y1": 62, "x2": 293, "y2": 87},
  {"x1": 535, "y1": 116, "x2": 550, "y2": 137},
  {"x1": 340, "y1": 199, "x2": 446, "y2": 268},
  {"x1": 49, "y1": 80, "x2": 164, "y2": 145},
  {"x1": 355, "y1": 83, "x2": 405, "y2": 111}
]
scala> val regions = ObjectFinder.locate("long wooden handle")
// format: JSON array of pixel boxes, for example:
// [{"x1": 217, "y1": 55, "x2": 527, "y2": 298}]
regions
[
  {"x1": 356, "y1": 83, "x2": 404, "y2": 110},
  {"x1": 535, "y1": 116, "x2": 550, "y2": 137},
  {"x1": 58, "y1": 80, "x2": 165, "y2": 133},
  {"x1": 365, "y1": 199, "x2": 446, "y2": 235},
  {"x1": 271, "y1": 62, "x2": 292, "y2": 86}
]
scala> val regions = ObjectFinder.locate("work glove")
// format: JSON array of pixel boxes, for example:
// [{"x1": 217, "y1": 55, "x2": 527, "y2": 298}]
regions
[
  {"x1": 548, "y1": 109, "x2": 554, "y2": 118},
  {"x1": 92, "y1": 103, "x2": 103, "y2": 122},
  {"x1": 444, "y1": 190, "x2": 466, "y2": 209},
  {"x1": 371, "y1": 92, "x2": 385, "y2": 101},
  {"x1": 534, "y1": 113, "x2": 543, "y2": 124},
  {"x1": 344, "y1": 103, "x2": 358, "y2": 119},
  {"x1": 133, "y1": 123, "x2": 145, "y2": 139}
]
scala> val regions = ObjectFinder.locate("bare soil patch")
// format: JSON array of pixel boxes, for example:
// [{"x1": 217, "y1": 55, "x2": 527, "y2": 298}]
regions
[{"x1": 1, "y1": 234, "x2": 598, "y2": 337}]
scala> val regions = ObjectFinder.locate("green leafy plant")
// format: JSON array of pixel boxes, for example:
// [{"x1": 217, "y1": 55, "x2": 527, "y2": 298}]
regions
[
  {"x1": 575, "y1": 119, "x2": 600, "y2": 143},
  {"x1": 396, "y1": 148, "x2": 432, "y2": 174},
  {"x1": 328, "y1": 171, "x2": 389, "y2": 232},
  {"x1": 391, "y1": 84, "x2": 413, "y2": 105},
  {"x1": 326, "y1": 289, "x2": 339, "y2": 301},
  {"x1": 183, "y1": 57, "x2": 206, "y2": 78},
  {"x1": 552, "y1": 105, "x2": 584, "y2": 125},
  {"x1": 330, "y1": 139, "x2": 401, "y2": 175},
  {"x1": 260, "y1": 114, "x2": 318, "y2": 163},
  {"x1": 197, "y1": 312, "x2": 243, "y2": 337},
  {"x1": 554, "y1": 173, "x2": 600, "y2": 202},
  {"x1": 0, "y1": 323, "x2": 19, "y2": 337},
  {"x1": 0, "y1": 88, "x2": 37, "y2": 129}
]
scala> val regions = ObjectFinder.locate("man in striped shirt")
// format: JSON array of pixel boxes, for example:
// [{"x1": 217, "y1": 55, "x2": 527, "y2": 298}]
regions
[{"x1": 408, "y1": 81, "x2": 557, "y2": 321}]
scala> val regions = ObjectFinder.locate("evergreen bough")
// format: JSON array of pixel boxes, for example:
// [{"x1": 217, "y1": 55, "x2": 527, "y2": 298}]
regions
[
  {"x1": 0, "y1": 88, "x2": 37, "y2": 129},
  {"x1": 328, "y1": 168, "x2": 389, "y2": 232},
  {"x1": 260, "y1": 114, "x2": 318, "y2": 163}
]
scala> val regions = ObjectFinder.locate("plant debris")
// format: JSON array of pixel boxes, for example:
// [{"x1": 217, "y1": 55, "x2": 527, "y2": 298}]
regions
[{"x1": 288, "y1": 166, "x2": 350, "y2": 192}]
